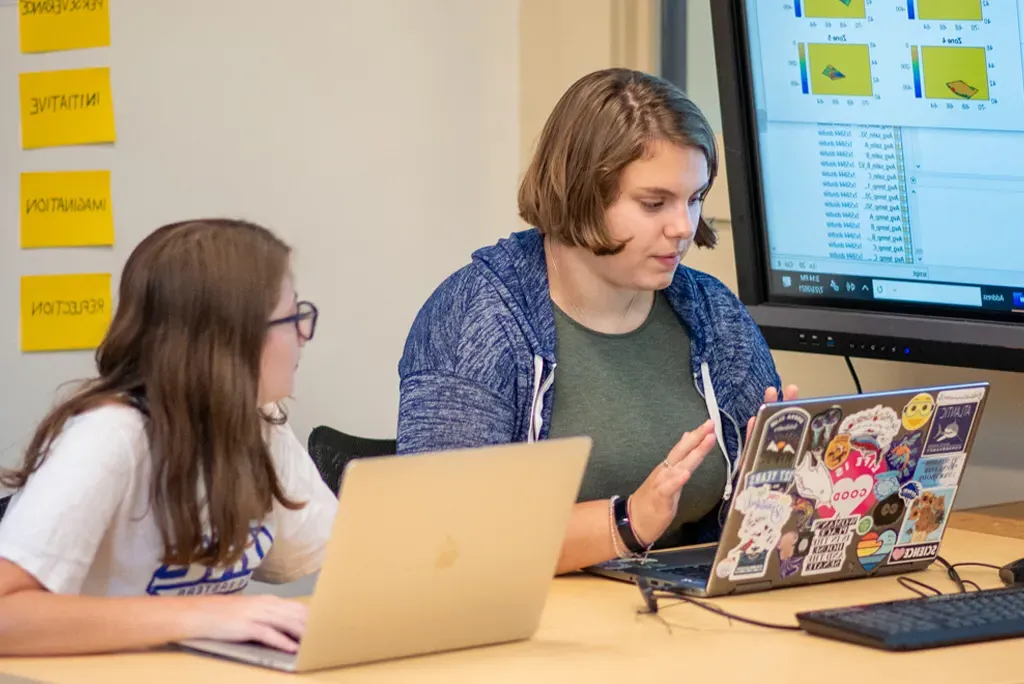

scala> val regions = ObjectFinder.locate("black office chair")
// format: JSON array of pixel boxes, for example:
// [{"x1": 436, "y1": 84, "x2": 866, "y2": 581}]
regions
[
  {"x1": 0, "y1": 494, "x2": 11, "y2": 523},
  {"x1": 307, "y1": 425, "x2": 396, "y2": 494}
]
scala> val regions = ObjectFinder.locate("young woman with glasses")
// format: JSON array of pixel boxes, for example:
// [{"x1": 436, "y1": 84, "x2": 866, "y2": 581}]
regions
[{"x1": 0, "y1": 219, "x2": 334, "y2": 656}]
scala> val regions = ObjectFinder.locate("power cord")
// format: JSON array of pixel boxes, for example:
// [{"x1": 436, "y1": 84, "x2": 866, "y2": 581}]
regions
[
  {"x1": 844, "y1": 356, "x2": 863, "y2": 394},
  {"x1": 637, "y1": 556, "x2": 1003, "y2": 632},
  {"x1": 635, "y1": 578, "x2": 799, "y2": 631},
  {"x1": 895, "y1": 556, "x2": 1001, "y2": 598}
]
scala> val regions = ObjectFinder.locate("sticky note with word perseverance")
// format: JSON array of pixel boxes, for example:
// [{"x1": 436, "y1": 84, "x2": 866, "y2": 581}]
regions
[
  {"x1": 19, "y1": 0, "x2": 111, "y2": 53},
  {"x1": 19, "y1": 67, "x2": 116, "y2": 149},
  {"x1": 20, "y1": 273, "x2": 112, "y2": 352},
  {"x1": 20, "y1": 170, "x2": 114, "y2": 248}
]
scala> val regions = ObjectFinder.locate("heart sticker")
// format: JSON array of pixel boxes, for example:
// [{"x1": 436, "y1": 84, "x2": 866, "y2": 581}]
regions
[
  {"x1": 831, "y1": 475, "x2": 873, "y2": 518},
  {"x1": 859, "y1": 529, "x2": 897, "y2": 571}
]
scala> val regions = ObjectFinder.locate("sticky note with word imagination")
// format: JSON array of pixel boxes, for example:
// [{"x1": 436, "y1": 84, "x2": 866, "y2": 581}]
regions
[
  {"x1": 19, "y1": 0, "x2": 111, "y2": 53},
  {"x1": 19, "y1": 67, "x2": 116, "y2": 149},
  {"x1": 21, "y1": 273, "x2": 112, "y2": 352},
  {"x1": 20, "y1": 170, "x2": 114, "y2": 248}
]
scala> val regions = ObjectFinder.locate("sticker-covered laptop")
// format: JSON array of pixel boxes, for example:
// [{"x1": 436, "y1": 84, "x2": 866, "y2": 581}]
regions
[{"x1": 587, "y1": 382, "x2": 990, "y2": 597}]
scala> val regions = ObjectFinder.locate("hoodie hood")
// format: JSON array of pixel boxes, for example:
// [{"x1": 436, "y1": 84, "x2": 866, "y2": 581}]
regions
[{"x1": 470, "y1": 229, "x2": 557, "y2": 364}]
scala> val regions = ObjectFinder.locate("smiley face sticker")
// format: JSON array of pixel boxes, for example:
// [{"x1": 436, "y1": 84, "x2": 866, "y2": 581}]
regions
[{"x1": 902, "y1": 393, "x2": 936, "y2": 432}]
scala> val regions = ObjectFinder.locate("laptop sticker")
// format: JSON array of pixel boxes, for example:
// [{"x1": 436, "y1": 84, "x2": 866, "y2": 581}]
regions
[
  {"x1": 793, "y1": 448, "x2": 834, "y2": 516},
  {"x1": 831, "y1": 475, "x2": 873, "y2": 518},
  {"x1": 777, "y1": 531, "x2": 802, "y2": 577},
  {"x1": 913, "y1": 453, "x2": 966, "y2": 489},
  {"x1": 872, "y1": 491, "x2": 906, "y2": 528},
  {"x1": 801, "y1": 515, "x2": 858, "y2": 576},
  {"x1": 884, "y1": 432, "x2": 924, "y2": 485},
  {"x1": 901, "y1": 393, "x2": 935, "y2": 431},
  {"x1": 832, "y1": 405, "x2": 901, "y2": 479},
  {"x1": 809, "y1": 406, "x2": 843, "y2": 453},
  {"x1": 753, "y1": 407, "x2": 811, "y2": 473},
  {"x1": 895, "y1": 485, "x2": 955, "y2": 548},
  {"x1": 873, "y1": 471, "x2": 900, "y2": 501},
  {"x1": 823, "y1": 434, "x2": 851, "y2": 471},
  {"x1": 724, "y1": 485, "x2": 793, "y2": 581},
  {"x1": 827, "y1": 405, "x2": 902, "y2": 519},
  {"x1": 888, "y1": 541, "x2": 940, "y2": 565},
  {"x1": 857, "y1": 529, "x2": 897, "y2": 571},
  {"x1": 899, "y1": 481, "x2": 922, "y2": 502},
  {"x1": 922, "y1": 388, "x2": 984, "y2": 457},
  {"x1": 857, "y1": 515, "x2": 873, "y2": 535},
  {"x1": 745, "y1": 468, "x2": 794, "y2": 491},
  {"x1": 777, "y1": 496, "x2": 816, "y2": 578}
]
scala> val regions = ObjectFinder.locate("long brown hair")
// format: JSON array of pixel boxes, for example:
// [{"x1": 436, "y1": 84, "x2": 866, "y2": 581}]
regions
[
  {"x1": 1, "y1": 219, "x2": 304, "y2": 567},
  {"x1": 519, "y1": 67, "x2": 719, "y2": 255}
]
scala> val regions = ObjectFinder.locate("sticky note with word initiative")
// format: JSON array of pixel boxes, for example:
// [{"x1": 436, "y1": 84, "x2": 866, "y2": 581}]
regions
[{"x1": 19, "y1": 67, "x2": 116, "y2": 149}]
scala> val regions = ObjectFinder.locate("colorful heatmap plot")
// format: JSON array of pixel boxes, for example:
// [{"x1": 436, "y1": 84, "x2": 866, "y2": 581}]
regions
[
  {"x1": 798, "y1": 0, "x2": 867, "y2": 19},
  {"x1": 806, "y1": 43, "x2": 873, "y2": 97},
  {"x1": 907, "y1": 0, "x2": 983, "y2": 21},
  {"x1": 911, "y1": 47, "x2": 923, "y2": 98},
  {"x1": 920, "y1": 46, "x2": 989, "y2": 100},
  {"x1": 798, "y1": 43, "x2": 810, "y2": 93}
]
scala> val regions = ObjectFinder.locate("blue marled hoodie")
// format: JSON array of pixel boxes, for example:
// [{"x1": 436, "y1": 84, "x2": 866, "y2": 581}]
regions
[{"x1": 398, "y1": 229, "x2": 781, "y2": 540}]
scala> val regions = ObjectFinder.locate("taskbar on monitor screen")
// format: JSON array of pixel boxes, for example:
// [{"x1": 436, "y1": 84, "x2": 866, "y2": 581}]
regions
[{"x1": 767, "y1": 270, "x2": 1024, "y2": 317}]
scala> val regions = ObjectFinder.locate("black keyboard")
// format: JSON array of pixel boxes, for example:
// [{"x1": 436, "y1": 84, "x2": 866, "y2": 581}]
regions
[{"x1": 797, "y1": 585, "x2": 1024, "y2": 651}]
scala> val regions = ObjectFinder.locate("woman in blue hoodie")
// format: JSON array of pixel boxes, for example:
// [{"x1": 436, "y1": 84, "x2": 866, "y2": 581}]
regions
[{"x1": 398, "y1": 68, "x2": 796, "y2": 574}]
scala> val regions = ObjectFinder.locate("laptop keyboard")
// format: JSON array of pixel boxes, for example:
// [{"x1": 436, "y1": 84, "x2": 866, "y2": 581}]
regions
[{"x1": 658, "y1": 562, "x2": 714, "y2": 581}]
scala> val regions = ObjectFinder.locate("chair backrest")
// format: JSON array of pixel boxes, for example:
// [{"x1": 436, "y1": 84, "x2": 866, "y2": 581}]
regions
[{"x1": 307, "y1": 425, "x2": 396, "y2": 494}]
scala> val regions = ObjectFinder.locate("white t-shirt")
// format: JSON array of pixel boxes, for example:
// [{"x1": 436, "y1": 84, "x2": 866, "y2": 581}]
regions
[{"x1": 0, "y1": 405, "x2": 338, "y2": 596}]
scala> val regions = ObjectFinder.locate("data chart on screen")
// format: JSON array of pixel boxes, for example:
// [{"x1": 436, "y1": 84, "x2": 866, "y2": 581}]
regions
[{"x1": 755, "y1": 0, "x2": 1024, "y2": 131}]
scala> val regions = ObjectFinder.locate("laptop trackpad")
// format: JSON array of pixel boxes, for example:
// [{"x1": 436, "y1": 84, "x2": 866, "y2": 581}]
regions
[{"x1": 177, "y1": 638, "x2": 299, "y2": 671}]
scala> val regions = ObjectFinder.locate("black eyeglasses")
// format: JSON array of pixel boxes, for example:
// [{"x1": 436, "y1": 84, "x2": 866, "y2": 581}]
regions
[{"x1": 269, "y1": 300, "x2": 318, "y2": 341}]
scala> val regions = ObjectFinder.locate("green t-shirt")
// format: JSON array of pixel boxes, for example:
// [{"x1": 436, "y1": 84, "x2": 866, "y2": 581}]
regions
[{"x1": 547, "y1": 293, "x2": 727, "y2": 547}]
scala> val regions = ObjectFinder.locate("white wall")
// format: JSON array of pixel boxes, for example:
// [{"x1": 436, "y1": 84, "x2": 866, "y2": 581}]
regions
[{"x1": 0, "y1": 0, "x2": 521, "y2": 468}]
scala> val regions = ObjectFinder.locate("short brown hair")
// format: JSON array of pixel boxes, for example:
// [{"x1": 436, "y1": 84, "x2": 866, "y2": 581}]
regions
[
  {"x1": 2, "y1": 219, "x2": 304, "y2": 568},
  {"x1": 519, "y1": 68, "x2": 719, "y2": 254}
]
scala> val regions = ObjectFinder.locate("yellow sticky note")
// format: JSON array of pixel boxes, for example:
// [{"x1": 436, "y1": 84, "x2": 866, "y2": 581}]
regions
[
  {"x1": 19, "y1": 0, "x2": 111, "y2": 53},
  {"x1": 20, "y1": 171, "x2": 114, "y2": 248},
  {"x1": 21, "y1": 274, "x2": 112, "y2": 352},
  {"x1": 19, "y1": 68, "x2": 116, "y2": 149}
]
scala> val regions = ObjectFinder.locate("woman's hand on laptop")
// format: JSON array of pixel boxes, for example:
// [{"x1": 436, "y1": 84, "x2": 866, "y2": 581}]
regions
[
  {"x1": 180, "y1": 594, "x2": 308, "y2": 652},
  {"x1": 627, "y1": 421, "x2": 717, "y2": 547},
  {"x1": 745, "y1": 384, "x2": 800, "y2": 444}
]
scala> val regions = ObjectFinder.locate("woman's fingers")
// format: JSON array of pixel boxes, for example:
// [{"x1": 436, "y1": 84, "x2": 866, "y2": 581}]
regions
[
  {"x1": 656, "y1": 434, "x2": 716, "y2": 498},
  {"x1": 665, "y1": 420, "x2": 714, "y2": 466}
]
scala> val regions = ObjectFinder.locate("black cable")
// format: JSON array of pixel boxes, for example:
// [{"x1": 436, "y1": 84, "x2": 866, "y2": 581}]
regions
[
  {"x1": 935, "y1": 555, "x2": 966, "y2": 593},
  {"x1": 894, "y1": 556, "x2": 998, "y2": 599},
  {"x1": 638, "y1": 585, "x2": 798, "y2": 634},
  {"x1": 844, "y1": 356, "x2": 863, "y2": 394},
  {"x1": 952, "y1": 562, "x2": 1001, "y2": 572},
  {"x1": 898, "y1": 575, "x2": 942, "y2": 598}
]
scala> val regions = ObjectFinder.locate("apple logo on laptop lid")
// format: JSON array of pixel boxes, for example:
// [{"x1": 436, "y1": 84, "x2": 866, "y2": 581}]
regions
[{"x1": 435, "y1": 535, "x2": 459, "y2": 570}]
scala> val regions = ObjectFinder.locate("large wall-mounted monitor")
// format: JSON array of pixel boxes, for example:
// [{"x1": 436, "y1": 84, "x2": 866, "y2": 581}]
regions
[{"x1": 710, "y1": 0, "x2": 1024, "y2": 371}]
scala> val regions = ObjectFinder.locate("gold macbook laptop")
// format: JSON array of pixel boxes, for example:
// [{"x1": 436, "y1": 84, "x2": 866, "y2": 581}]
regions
[{"x1": 177, "y1": 437, "x2": 591, "y2": 672}]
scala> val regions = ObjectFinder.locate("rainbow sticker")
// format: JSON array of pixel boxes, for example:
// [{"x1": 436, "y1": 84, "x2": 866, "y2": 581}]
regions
[{"x1": 858, "y1": 529, "x2": 897, "y2": 571}]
